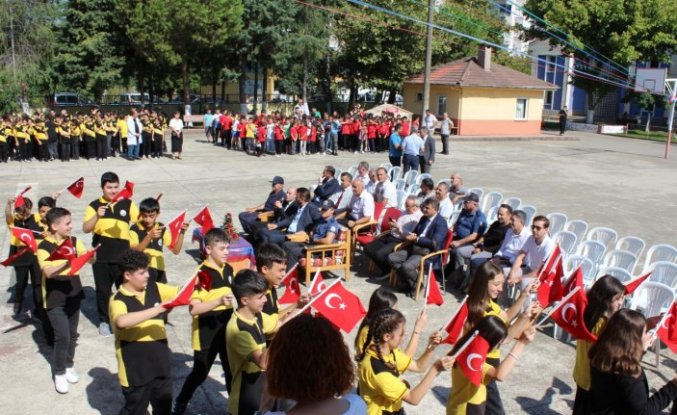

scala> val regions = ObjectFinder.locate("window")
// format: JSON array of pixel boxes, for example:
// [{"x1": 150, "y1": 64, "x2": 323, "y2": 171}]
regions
[
  {"x1": 515, "y1": 98, "x2": 528, "y2": 119},
  {"x1": 544, "y1": 91, "x2": 553, "y2": 110},
  {"x1": 416, "y1": 93, "x2": 423, "y2": 101},
  {"x1": 438, "y1": 96, "x2": 447, "y2": 116}
]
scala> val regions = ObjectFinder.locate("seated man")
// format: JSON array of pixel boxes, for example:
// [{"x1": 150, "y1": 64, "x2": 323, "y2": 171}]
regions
[
  {"x1": 312, "y1": 166, "x2": 340, "y2": 204},
  {"x1": 507, "y1": 215, "x2": 555, "y2": 294},
  {"x1": 387, "y1": 198, "x2": 447, "y2": 296},
  {"x1": 364, "y1": 168, "x2": 378, "y2": 195},
  {"x1": 372, "y1": 167, "x2": 397, "y2": 208},
  {"x1": 448, "y1": 193, "x2": 487, "y2": 287},
  {"x1": 435, "y1": 181, "x2": 454, "y2": 222},
  {"x1": 282, "y1": 200, "x2": 339, "y2": 270},
  {"x1": 416, "y1": 178, "x2": 435, "y2": 205},
  {"x1": 249, "y1": 188, "x2": 297, "y2": 244},
  {"x1": 364, "y1": 196, "x2": 422, "y2": 280},
  {"x1": 355, "y1": 161, "x2": 371, "y2": 186},
  {"x1": 449, "y1": 172, "x2": 467, "y2": 204},
  {"x1": 329, "y1": 172, "x2": 353, "y2": 212},
  {"x1": 335, "y1": 179, "x2": 374, "y2": 231},
  {"x1": 258, "y1": 188, "x2": 319, "y2": 246},
  {"x1": 238, "y1": 176, "x2": 286, "y2": 236}
]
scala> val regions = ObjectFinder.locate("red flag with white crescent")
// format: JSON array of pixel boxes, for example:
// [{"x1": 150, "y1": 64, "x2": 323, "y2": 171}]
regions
[
  {"x1": 14, "y1": 186, "x2": 32, "y2": 209},
  {"x1": 167, "y1": 210, "x2": 187, "y2": 250},
  {"x1": 11, "y1": 226, "x2": 38, "y2": 253},
  {"x1": 456, "y1": 334, "x2": 490, "y2": 386},
  {"x1": 0, "y1": 247, "x2": 30, "y2": 267},
  {"x1": 46, "y1": 238, "x2": 78, "y2": 261},
  {"x1": 68, "y1": 246, "x2": 99, "y2": 276},
  {"x1": 563, "y1": 266, "x2": 583, "y2": 295},
  {"x1": 551, "y1": 287, "x2": 597, "y2": 342},
  {"x1": 279, "y1": 264, "x2": 300, "y2": 305},
  {"x1": 441, "y1": 299, "x2": 468, "y2": 345},
  {"x1": 193, "y1": 206, "x2": 215, "y2": 233},
  {"x1": 310, "y1": 281, "x2": 366, "y2": 333},
  {"x1": 162, "y1": 275, "x2": 198, "y2": 310},
  {"x1": 536, "y1": 245, "x2": 565, "y2": 307},
  {"x1": 66, "y1": 177, "x2": 85, "y2": 199},
  {"x1": 308, "y1": 270, "x2": 326, "y2": 296},
  {"x1": 110, "y1": 181, "x2": 135, "y2": 203}
]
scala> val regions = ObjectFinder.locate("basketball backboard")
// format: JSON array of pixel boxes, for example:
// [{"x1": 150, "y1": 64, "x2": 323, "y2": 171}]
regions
[{"x1": 634, "y1": 68, "x2": 667, "y2": 95}]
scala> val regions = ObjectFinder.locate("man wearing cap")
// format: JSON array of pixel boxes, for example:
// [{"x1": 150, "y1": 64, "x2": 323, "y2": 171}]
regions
[
  {"x1": 238, "y1": 176, "x2": 287, "y2": 238},
  {"x1": 282, "y1": 200, "x2": 339, "y2": 270},
  {"x1": 401, "y1": 127, "x2": 424, "y2": 174},
  {"x1": 448, "y1": 192, "x2": 487, "y2": 287},
  {"x1": 335, "y1": 179, "x2": 374, "y2": 230},
  {"x1": 418, "y1": 125, "x2": 435, "y2": 174},
  {"x1": 312, "y1": 166, "x2": 340, "y2": 204}
]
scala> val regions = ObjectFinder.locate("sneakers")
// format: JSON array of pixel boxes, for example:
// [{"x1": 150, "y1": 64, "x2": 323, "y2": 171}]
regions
[
  {"x1": 172, "y1": 400, "x2": 188, "y2": 415},
  {"x1": 99, "y1": 322, "x2": 112, "y2": 337},
  {"x1": 65, "y1": 367, "x2": 79, "y2": 384},
  {"x1": 54, "y1": 374, "x2": 69, "y2": 394}
]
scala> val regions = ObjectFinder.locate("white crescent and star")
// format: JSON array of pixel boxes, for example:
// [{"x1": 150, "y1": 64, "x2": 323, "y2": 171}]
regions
[
  {"x1": 562, "y1": 303, "x2": 578, "y2": 327},
  {"x1": 324, "y1": 293, "x2": 346, "y2": 310},
  {"x1": 466, "y1": 353, "x2": 483, "y2": 372},
  {"x1": 59, "y1": 245, "x2": 75, "y2": 257},
  {"x1": 75, "y1": 179, "x2": 84, "y2": 188},
  {"x1": 661, "y1": 314, "x2": 673, "y2": 330},
  {"x1": 19, "y1": 232, "x2": 33, "y2": 244}
]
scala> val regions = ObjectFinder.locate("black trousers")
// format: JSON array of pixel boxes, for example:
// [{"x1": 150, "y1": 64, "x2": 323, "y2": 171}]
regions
[
  {"x1": 85, "y1": 139, "x2": 96, "y2": 159},
  {"x1": 92, "y1": 262, "x2": 120, "y2": 324},
  {"x1": 440, "y1": 134, "x2": 449, "y2": 154},
  {"x1": 60, "y1": 141, "x2": 71, "y2": 161},
  {"x1": 363, "y1": 234, "x2": 400, "y2": 274},
  {"x1": 120, "y1": 376, "x2": 172, "y2": 415},
  {"x1": 38, "y1": 141, "x2": 50, "y2": 160},
  {"x1": 96, "y1": 134, "x2": 107, "y2": 159},
  {"x1": 152, "y1": 135, "x2": 163, "y2": 157},
  {"x1": 176, "y1": 334, "x2": 232, "y2": 403},
  {"x1": 389, "y1": 156, "x2": 401, "y2": 167},
  {"x1": 141, "y1": 133, "x2": 152, "y2": 157},
  {"x1": 46, "y1": 299, "x2": 80, "y2": 374},
  {"x1": 485, "y1": 357, "x2": 505, "y2": 415},
  {"x1": 72, "y1": 138, "x2": 81, "y2": 159},
  {"x1": 0, "y1": 141, "x2": 8, "y2": 162}
]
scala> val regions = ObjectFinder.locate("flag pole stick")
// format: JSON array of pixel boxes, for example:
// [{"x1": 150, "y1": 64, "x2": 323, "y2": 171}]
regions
[
  {"x1": 448, "y1": 330, "x2": 479, "y2": 359},
  {"x1": 438, "y1": 295, "x2": 468, "y2": 333},
  {"x1": 294, "y1": 277, "x2": 343, "y2": 316},
  {"x1": 534, "y1": 286, "x2": 581, "y2": 330}
]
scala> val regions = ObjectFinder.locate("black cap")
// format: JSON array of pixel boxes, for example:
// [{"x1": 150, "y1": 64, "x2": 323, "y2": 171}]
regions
[
  {"x1": 270, "y1": 176, "x2": 284, "y2": 185},
  {"x1": 319, "y1": 200, "x2": 335, "y2": 210},
  {"x1": 464, "y1": 193, "x2": 480, "y2": 203}
]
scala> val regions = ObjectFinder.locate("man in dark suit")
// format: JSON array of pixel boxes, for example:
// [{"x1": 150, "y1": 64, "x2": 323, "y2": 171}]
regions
[
  {"x1": 258, "y1": 188, "x2": 319, "y2": 246},
  {"x1": 248, "y1": 187, "x2": 297, "y2": 244},
  {"x1": 238, "y1": 176, "x2": 287, "y2": 236},
  {"x1": 419, "y1": 126, "x2": 435, "y2": 174},
  {"x1": 388, "y1": 198, "x2": 448, "y2": 296},
  {"x1": 312, "y1": 165, "x2": 341, "y2": 203}
]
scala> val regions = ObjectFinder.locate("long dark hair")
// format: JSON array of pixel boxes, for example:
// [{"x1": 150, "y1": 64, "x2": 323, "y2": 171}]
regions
[
  {"x1": 589, "y1": 309, "x2": 645, "y2": 378},
  {"x1": 584, "y1": 275, "x2": 626, "y2": 332},
  {"x1": 449, "y1": 315, "x2": 508, "y2": 356},
  {"x1": 467, "y1": 262, "x2": 504, "y2": 327},
  {"x1": 356, "y1": 308, "x2": 405, "y2": 365},
  {"x1": 355, "y1": 287, "x2": 398, "y2": 350}
]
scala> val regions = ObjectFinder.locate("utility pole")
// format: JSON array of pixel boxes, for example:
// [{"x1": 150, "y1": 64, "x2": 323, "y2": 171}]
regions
[
  {"x1": 8, "y1": 0, "x2": 17, "y2": 83},
  {"x1": 421, "y1": 0, "x2": 434, "y2": 119}
]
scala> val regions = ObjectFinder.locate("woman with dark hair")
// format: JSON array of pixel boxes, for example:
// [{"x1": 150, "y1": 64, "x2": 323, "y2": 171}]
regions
[
  {"x1": 263, "y1": 314, "x2": 366, "y2": 415},
  {"x1": 588, "y1": 308, "x2": 677, "y2": 414},
  {"x1": 447, "y1": 315, "x2": 536, "y2": 415},
  {"x1": 169, "y1": 111, "x2": 184, "y2": 160},
  {"x1": 358, "y1": 309, "x2": 454, "y2": 415},
  {"x1": 464, "y1": 261, "x2": 538, "y2": 415},
  {"x1": 572, "y1": 275, "x2": 626, "y2": 414}
]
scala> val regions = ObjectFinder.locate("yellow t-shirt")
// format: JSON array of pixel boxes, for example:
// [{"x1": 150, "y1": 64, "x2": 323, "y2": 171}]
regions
[
  {"x1": 117, "y1": 119, "x2": 128, "y2": 137},
  {"x1": 572, "y1": 317, "x2": 606, "y2": 390},
  {"x1": 447, "y1": 363, "x2": 491, "y2": 415},
  {"x1": 463, "y1": 300, "x2": 504, "y2": 360},
  {"x1": 129, "y1": 222, "x2": 172, "y2": 271},
  {"x1": 190, "y1": 261, "x2": 234, "y2": 351},
  {"x1": 358, "y1": 347, "x2": 413, "y2": 415}
]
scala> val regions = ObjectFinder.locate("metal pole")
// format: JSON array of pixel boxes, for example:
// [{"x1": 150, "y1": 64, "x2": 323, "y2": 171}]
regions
[
  {"x1": 422, "y1": 0, "x2": 434, "y2": 119},
  {"x1": 665, "y1": 80, "x2": 676, "y2": 160}
]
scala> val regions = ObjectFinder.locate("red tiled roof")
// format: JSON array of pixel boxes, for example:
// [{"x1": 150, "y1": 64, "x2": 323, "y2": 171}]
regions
[{"x1": 406, "y1": 57, "x2": 558, "y2": 90}]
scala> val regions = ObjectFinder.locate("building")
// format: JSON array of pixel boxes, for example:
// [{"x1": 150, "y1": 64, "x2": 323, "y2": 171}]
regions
[{"x1": 403, "y1": 47, "x2": 557, "y2": 136}]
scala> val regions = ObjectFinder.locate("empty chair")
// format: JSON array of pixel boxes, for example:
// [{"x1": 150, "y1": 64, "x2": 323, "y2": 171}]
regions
[
  {"x1": 586, "y1": 226, "x2": 618, "y2": 249},
  {"x1": 416, "y1": 173, "x2": 432, "y2": 185},
  {"x1": 486, "y1": 205, "x2": 499, "y2": 224},
  {"x1": 602, "y1": 249, "x2": 637, "y2": 274},
  {"x1": 565, "y1": 255, "x2": 596, "y2": 288},
  {"x1": 389, "y1": 166, "x2": 402, "y2": 181},
  {"x1": 394, "y1": 178, "x2": 406, "y2": 191},
  {"x1": 553, "y1": 231, "x2": 578, "y2": 255},
  {"x1": 396, "y1": 189, "x2": 407, "y2": 210},
  {"x1": 629, "y1": 282, "x2": 676, "y2": 368},
  {"x1": 648, "y1": 261, "x2": 677, "y2": 290},
  {"x1": 520, "y1": 205, "x2": 537, "y2": 227},
  {"x1": 403, "y1": 170, "x2": 419, "y2": 188},
  {"x1": 466, "y1": 187, "x2": 484, "y2": 202},
  {"x1": 546, "y1": 212, "x2": 568, "y2": 236},
  {"x1": 481, "y1": 191, "x2": 503, "y2": 214},
  {"x1": 577, "y1": 240, "x2": 607, "y2": 265},
  {"x1": 347, "y1": 165, "x2": 358, "y2": 178},
  {"x1": 643, "y1": 244, "x2": 677, "y2": 272},
  {"x1": 334, "y1": 168, "x2": 342, "y2": 179},
  {"x1": 614, "y1": 236, "x2": 645, "y2": 259},
  {"x1": 502, "y1": 197, "x2": 521, "y2": 211},
  {"x1": 565, "y1": 219, "x2": 589, "y2": 243},
  {"x1": 407, "y1": 184, "x2": 420, "y2": 196},
  {"x1": 597, "y1": 266, "x2": 633, "y2": 283}
]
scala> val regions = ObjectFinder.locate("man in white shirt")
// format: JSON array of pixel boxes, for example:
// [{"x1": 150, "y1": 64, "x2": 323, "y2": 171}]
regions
[
  {"x1": 424, "y1": 109, "x2": 438, "y2": 131},
  {"x1": 373, "y1": 167, "x2": 397, "y2": 208},
  {"x1": 449, "y1": 172, "x2": 468, "y2": 204},
  {"x1": 356, "y1": 161, "x2": 371, "y2": 186},
  {"x1": 329, "y1": 172, "x2": 353, "y2": 211},
  {"x1": 435, "y1": 182, "x2": 454, "y2": 221},
  {"x1": 507, "y1": 215, "x2": 556, "y2": 292},
  {"x1": 401, "y1": 128, "x2": 424, "y2": 173},
  {"x1": 126, "y1": 109, "x2": 143, "y2": 160},
  {"x1": 335, "y1": 179, "x2": 374, "y2": 230}
]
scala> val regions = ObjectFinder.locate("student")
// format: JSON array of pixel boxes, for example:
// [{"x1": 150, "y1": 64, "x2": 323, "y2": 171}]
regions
[
  {"x1": 262, "y1": 314, "x2": 367, "y2": 415},
  {"x1": 226, "y1": 269, "x2": 278, "y2": 415},
  {"x1": 588, "y1": 308, "x2": 677, "y2": 414},
  {"x1": 357, "y1": 309, "x2": 454, "y2": 415},
  {"x1": 129, "y1": 197, "x2": 188, "y2": 283},
  {"x1": 83, "y1": 171, "x2": 139, "y2": 337},
  {"x1": 174, "y1": 228, "x2": 234, "y2": 415},
  {"x1": 109, "y1": 249, "x2": 178, "y2": 415},
  {"x1": 446, "y1": 316, "x2": 536, "y2": 415},
  {"x1": 572, "y1": 275, "x2": 626, "y2": 414},
  {"x1": 37, "y1": 207, "x2": 90, "y2": 394}
]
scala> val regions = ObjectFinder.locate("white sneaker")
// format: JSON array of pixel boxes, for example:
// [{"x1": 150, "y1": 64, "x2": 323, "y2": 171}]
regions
[
  {"x1": 54, "y1": 374, "x2": 69, "y2": 394},
  {"x1": 99, "y1": 322, "x2": 112, "y2": 337},
  {"x1": 65, "y1": 367, "x2": 79, "y2": 384}
]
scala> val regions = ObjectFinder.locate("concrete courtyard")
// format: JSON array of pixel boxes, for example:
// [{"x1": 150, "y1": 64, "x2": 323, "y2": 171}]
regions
[{"x1": 1, "y1": 129, "x2": 676, "y2": 414}]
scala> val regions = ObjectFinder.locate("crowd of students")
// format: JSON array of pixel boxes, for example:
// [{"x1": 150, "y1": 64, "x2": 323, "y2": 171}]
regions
[{"x1": 5, "y1": 169, "x2": 677, "y2": 415}]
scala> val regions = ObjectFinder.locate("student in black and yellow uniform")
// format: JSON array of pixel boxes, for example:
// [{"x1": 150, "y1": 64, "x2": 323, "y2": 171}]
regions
[
  {"x1": 32, "y1": 118, "x2": 50, "y2": 161},
  {"x1": 15, "y1": 117, "x2": 32, "y2": 161},
  {"x1": 110, "y1": 249, "x2": 179, "y2": 415},
  {"x1": 129, "y1": 197, "x2": 189, "y2": 283},
  {"x1": 226, "y1": 269, "x2": 278, "y2": 415},
  {"x1": 571, "y1": 275, "x2": 625, "y2": 414},
  {"x1": 151, "y1": 114, "x2": 165, "y2": 158},
  {"x1": 83, "y1": 171, "x2": 139, "y2": 337},
  {"x1": 37, "y1": 207, "x2": 90, "y2": 394},
  {"x1": 70, "y1": 114, "x2": 82, "y2": 160},
  {"x1": 56, "y1": 115, "x2": 72, "y2": 162},
  {"x1": 173, "y1": 228, "x2": 234, "y2": 415},
  {"x1": 94, "y1": 113, "x2": 108, "y2": 160},
  {"x1": 141, "y1": 113, "x2": 153, "y2": 159},
  {"x1": 0, "y1": 117, "x2": 8, "y2": 163},
  {"x1": 81, "y1": 115, "x2": 97, "y2": 160},
  {"x1": 116, "y1": 112, "x2": 128, "y2": 155},
  {"x1": 357, "y1": 308, "x2": 453, "y2": 415}
]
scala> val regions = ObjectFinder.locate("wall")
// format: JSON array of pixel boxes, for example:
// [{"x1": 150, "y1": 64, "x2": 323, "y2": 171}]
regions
[{"x1": 402, "y1": 84, "x2": 461, "y2": 119}]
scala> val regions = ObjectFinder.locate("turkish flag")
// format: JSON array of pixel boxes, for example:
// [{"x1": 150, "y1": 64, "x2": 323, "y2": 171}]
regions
[
  {"x1": 308, "y1": 270, "x2": 326, "y2": 296},
  {"x1": 456, "y1": 334, "x2": 491, "y2": 386},
  {"x1": 193, "y1": 206, "x2": 215, "y2": 234},
  {"x1": 441, "y1": 299, "x2": 469, "y2": 345},
  {"x1": 310, "y1": 281, "x2": 366, "y2": 333},
  {"x1": 279, "y1": 264, "x2": 300, "y2": 305},
  {"x1": 655, "y1": 302, "x2": 677, "y2": 353},
  {"x1": 425, "y1": 267, "x2": 444, "y2": 306},
  {"x1": 196, "y1": 269, "x2": 212, "y2": 291},
  {"x1": 66, "y1": 177, "x2": 85, "y2": 199},
  {"x1": 46, "y1": 238, "x2": 78, "y2": 261},
  {"x1": 624, "y1": 271, "x2": 651, "y2": 295},
  {"x1": 110, "y1": 180, "x2": 135, "y2": 203},
  {"x1": 68, "y1": 246, "x2": 99, "y2": 276},
  {"x1": 162, "y1": 275, "x2": 198, "y2": 310},
  {"x1": 12, "y1": 226, "x2": 38, "y2": 253},
  {"x1": 14, "y1": 186, "x2": 32, "y2": 209},
  {"x1": 563, "y1": 266, "x2": 583, "y2": 295},
  {"x1": 167, "y1": 210, "x2": 187, "y2": 250},
  {"x1": 551, "y1": 288, "x2": 597, "y2": 342},
  {"x1": 536, "y1": 246, "x2": 564, "y2": 307},
  {"x1": 0, "y1": 247, "x2": 30, "y2": 267}
]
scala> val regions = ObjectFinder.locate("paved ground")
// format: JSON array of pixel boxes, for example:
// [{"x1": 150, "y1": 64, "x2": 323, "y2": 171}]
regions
[{"x1": 1, "y1": 129, "x2": 676, "y2": 415}]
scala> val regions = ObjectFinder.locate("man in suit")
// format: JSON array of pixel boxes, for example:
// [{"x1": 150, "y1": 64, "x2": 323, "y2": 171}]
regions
[
  {"x1": 258, "y1": 188, "x2": 319, "y2": 246},
  {"x1": 419, "y1": 126, "x2": 435, "y2": 174},
  {"x1": 388, "y1": 198, "x2": 448, "y2": 296},
  {"x1": 249, "y1": 188, "x2": 297, "y2": 244},
  {"x1": 238, "y1": 176, "x2": 287, "y2": 236},
  {"x1": 312, "y1": 166, "x2": 340, "y2": 203}
]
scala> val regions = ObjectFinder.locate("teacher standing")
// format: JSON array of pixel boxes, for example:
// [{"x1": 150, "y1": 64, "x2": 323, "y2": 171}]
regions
[{"x1": 169, "y1": 111, "x2": 184, "y2": 160}]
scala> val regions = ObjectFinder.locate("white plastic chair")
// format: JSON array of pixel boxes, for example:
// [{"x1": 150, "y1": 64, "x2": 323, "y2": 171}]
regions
[
  {"x1": 502, "y1": 197, "x2": 522, "y2": 211},
  {"x1": 394, "y1": 178, "x2": 406, "y2": 191},
  {"x1": 486, "y1": 205, "x2": 499, "y2": 224},
  {"x1": 396, "y1": 189, "x2": 407, "y2": 210},
  {"x1": 648, "y1": 261, "x2": 677, "y2": 290},
  {"x1": 380, "y1": 162, "x2": 392, "y2": 171},
  {"x1": 577, "y1": 240, "x2": 607, "y2": 270},
  {"x1": 629, "y1": 282, "x2": 676, "y2": 368},
  {"x1": 415, "y1": 173, "x2": 432, "y2": 185},
  {"x1": 586, "y1": 226, "x2": 618, "y2": 249},
  {"x1": 389, "y1": 166, "x2": 401, "y2": 181},
  {"x1": 480, "y1": 191, "x2": 503, "y2": 214},
  {"x1": 565, "y1": 255, "x2": 596, "y2": 288},
  {"x1": 597, "y1": 266, "x2": 633, "y2": 283},
  {"x1": 448, "y1": 211, "x2": 460, "y2": 227},
  {"x1": 403, "y1": 170, "x2": 419, "y2": 188},
  {"x1": 348, "y1": 165, "x2": 358, "y2": 178},
  {"x1": 554, "y1": 231, "x2": 578, "y2": 255},
  {"x1": 334, "y1": 168, "x2": 342, "y2": 179},
  {"x1": 602, "y1": 249, "x2": 638, "y2": 274},
  {"x1": 615, "y1": 236, "x2": 646, "y2": 260},
  {"x1": 643, "y1": 244, "x2": 677, "y2": 272},
  {"x1": 407, "y1": 184, "x2": 420, "y2": 196},
  {"x1": 520, "y1": 205, "x2": 537, "y2": 227},
  {"x1": 467, "y1": 187, "x2": 484, "y2": 202},
  {"x1": 546, "y1": 212, "x2": 568, "y2": 236},
  {"x1": 565, "y1": 219, "x2": 589, "y2": 243}
]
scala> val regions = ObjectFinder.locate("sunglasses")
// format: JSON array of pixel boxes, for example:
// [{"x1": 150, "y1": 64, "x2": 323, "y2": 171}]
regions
[{"x1": 531, "y1": 225, "x2": 543, "y2": 230}]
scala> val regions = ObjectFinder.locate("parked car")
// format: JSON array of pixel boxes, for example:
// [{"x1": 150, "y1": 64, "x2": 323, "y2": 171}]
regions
[{"x1": 53, "y1": 92, "x2": 95, "y2": 106}]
